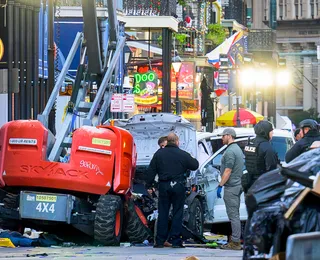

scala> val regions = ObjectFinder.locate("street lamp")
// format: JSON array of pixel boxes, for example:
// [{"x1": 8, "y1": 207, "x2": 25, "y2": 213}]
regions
[
  {"x1": 172, "y1": 56, "x2": 182, "y2": 115},
  {"x1": 239, "y1": 68, "x2": 255, "y2": 87},
  {"x1": 276, "y1": 70, "x2": 291, "y2": 87}
]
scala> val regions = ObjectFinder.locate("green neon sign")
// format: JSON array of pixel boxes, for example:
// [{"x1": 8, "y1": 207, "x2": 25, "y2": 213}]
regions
[{"x1": 133, "y1": 71, "x2": 158, "y2": 96}]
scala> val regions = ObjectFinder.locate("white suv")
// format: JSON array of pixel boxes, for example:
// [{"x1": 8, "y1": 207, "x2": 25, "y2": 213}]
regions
[
  {"x1": 196, "y1": 128, "x2": 295, "y2": 224},
  {"x1": 111, "y1": 114, "x2": 294, "y2": 228}
]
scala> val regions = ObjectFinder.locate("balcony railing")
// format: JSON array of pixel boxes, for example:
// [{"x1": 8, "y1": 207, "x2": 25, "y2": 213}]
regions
[
  {"x1": 175, "y1": 30, "x2": 204, "y2": 57},
  {"x1": 247, "y1": 29, "x2": 276, "y2": 52},
  {"x1": 123, "y1": 0, "x2": 177, "y2": 16},
  {"x1": 58, "y1": 0, "x2": 123, "y2": 11}
]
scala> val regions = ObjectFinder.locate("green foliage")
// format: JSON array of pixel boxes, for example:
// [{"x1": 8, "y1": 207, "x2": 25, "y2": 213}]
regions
[
  {"x1": 157, "y1": 33, "x2": 188, "y2": 49},
  {"x1": 290, "y1": 108, "x2": 320, "y2": 127},
  {"x1": 177, "y1": 0, "x2": 187, "y2": 6},
  {"x1": 157, "y1": 35, "x2": 162, "y2": 46},
  {"x1": 206, "y1": 24, "x2": 227, "y2": 47},
  {"x1": 173, "y1": 33, "x2": 188, "y2": 45}
]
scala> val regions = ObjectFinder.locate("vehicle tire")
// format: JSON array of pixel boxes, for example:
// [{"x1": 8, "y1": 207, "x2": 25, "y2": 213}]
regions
[
  {"x1": 125, "y1": 199, "x2": 153, "y2": 244},
  {"x1": 0, "y1": 193, "x2": 23, "y2": 232},
  {"x1": 94, "y1": 195, "x2": 123, "y2": 246},
  {"x1": 186, "y1": 198, "x2": 204, "y2": 237}
]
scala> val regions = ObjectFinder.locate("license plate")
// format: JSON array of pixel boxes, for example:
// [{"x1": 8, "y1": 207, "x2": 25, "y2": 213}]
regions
[{"x1": 19, "y1": 191, "x2": 74, "y2": 223}]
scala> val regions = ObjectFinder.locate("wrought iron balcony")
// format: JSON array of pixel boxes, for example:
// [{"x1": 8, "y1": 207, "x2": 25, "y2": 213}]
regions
[
  {"x1": 174, "y1": 29, "x2": 204, "y2": 57},
  {"x1": 247, "y1": 29, "x2": 276, "y2": 52},
  {"x1": 58, "y1": 0, "x2": 123, "y2": 11},
  {"x1": 123, "y1": 0, "x2": 177, "y2": 16}
]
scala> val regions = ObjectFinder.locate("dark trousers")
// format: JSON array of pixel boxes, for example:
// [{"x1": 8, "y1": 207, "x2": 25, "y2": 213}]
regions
[{"x1": 156, "y1": 181, "x2": 185, "y2": 246}]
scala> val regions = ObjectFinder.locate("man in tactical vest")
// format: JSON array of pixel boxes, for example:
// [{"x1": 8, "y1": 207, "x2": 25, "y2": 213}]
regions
[
  {"x1": 285, "y1": 119, "x2": 320, "y2": 163},
  {"x1": 242, "y1": 121, "x2": 278, "y2": 259},
  {"x1": 242, "y1": 120, "x2": 278, "y2": 193}
]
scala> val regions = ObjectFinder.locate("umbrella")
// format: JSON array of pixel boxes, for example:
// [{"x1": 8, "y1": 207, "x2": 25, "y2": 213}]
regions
[{"x1": 216, "y1": 108, "x2": 264, "y2": 127}]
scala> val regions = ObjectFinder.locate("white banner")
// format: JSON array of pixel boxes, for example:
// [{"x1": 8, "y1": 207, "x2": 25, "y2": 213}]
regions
[
  {"x1": 110, "y1": 94, "x2": 123, "y2": 112},
  {"x1": 122, "y1": 94, "x2": 135, "y2": 113}
]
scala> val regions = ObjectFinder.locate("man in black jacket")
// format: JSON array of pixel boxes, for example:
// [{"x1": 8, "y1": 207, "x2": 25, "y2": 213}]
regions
[
  {"x1": 285, "y1": 119, "x2": 320, "y2": 163},
  {"x1": 243, "y1": 120, "x2": 278, "y2": 192},
  {"x1": 243, "y1": 121, "x2": 278, "y2": 259},
  {"x1": 145, "y1": 132, "x2": 199, "y2": 248}
]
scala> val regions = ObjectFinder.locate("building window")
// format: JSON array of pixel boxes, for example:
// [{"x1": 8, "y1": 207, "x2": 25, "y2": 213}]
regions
[
  {"x1": 311, "y1": 0, "x2": 315, "y2": 18},
  {"x1": 316, "y1": 0, "x2": 319, "y2": 16},
  {"x1": 279, "y1": 0, "x2": 284, "y2": 19},
  {"x1": 295, "y1": 0, "x2": 299, "y2": 18},
  {"x1": 264, "y1": 0, "x2": 269, "y2": 20},
  {"x1": 300, "y1": 0, "x2": 303, "y2": 17},
  {"x1": 284, "y1": 0, "x2": 288, "y2": 17}
]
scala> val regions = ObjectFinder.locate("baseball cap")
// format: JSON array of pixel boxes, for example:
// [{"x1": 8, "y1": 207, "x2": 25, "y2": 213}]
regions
[{"x1": 218, "y1": 128, "x2": 237, "y2": 138}]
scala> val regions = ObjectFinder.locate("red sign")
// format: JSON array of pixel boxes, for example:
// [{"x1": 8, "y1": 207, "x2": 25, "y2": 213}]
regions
[{"x1": 171, "y1": 62, "x2": 194, "y2": 100}]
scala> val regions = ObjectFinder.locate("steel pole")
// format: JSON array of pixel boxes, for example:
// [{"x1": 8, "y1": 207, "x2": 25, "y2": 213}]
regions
[
  {"x1": 47, "y1": 0, "x2": 55, "y2": 134},
  {"x1": 161, "y1": 28, "x2": 172, "y2": 113},
  {"x1": 235, "y1": 70, "x2": 241, "y2": 127},
  {"x1": 175, "y1": 75, "x2": 181, "y2": 115},
  {"x1": 33, "y1": 0, "x2": 41, "y2": 119},
  {"x1": 19, "y1": 0, "x2": 26, "y2": 119},
  {"x1": 14, "y1": 1, "x2": 20, "y2": 119},
  {"x1": 26, "y1": 1, "x2": 33, "y2": 119},
  {"x1": 7, "y1": 1, "x2": 14, "y2": 121},
  {"x1": 252, "y1": 83, "x2": 256, "y2": 112},
  {"x1": 41, "y1": 32, "x2": 82, "y2": 118}
]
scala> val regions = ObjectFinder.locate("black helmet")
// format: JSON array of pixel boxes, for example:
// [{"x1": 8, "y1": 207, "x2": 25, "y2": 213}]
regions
[
  {"x1": 299, "y1": 119, "x2": 319, "y2": 131},
  {"x1": 254, "y1": 120, "x2": 274, "y2": 140}
]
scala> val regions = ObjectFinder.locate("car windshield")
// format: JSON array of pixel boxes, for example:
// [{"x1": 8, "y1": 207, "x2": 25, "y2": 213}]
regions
[
  {"x1": 207, "y1": 136, "x2": 293, "y2": 169},
  {"x1": 271, "y1": 136, "x2": 293, "y2": 162}
]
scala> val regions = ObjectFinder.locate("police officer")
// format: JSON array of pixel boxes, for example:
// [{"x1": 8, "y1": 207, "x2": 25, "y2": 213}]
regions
[
  {"x1": 285, "y1": 119, "x2": 320, "y2": 163},
  {"x1": 145, "y1": 132, "x2": 199, "y2": 248},
  {"x1": 243, "y1": 121, "x2": 278, "y2": 259},
  {"x1": 243, "y1": 120, "x2": 278, "y2": 193}
]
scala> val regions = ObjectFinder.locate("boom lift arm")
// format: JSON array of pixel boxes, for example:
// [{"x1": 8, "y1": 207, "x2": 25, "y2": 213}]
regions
[{"x1": 38, "y1": 0, "x2": 126, "y2": 162}]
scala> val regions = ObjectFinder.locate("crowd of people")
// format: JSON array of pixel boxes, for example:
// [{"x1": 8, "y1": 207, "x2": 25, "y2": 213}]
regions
[{"x1": 144, "y1": 118, "x2": 320, "y2": 252}]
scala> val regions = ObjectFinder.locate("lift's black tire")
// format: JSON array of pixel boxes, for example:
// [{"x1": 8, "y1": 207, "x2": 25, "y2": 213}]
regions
[
  {"x1": 125, "y1": 199, "x2": 153, "y2": 244},
  {"x1": 94, "y1": 195, "x2": 123, "y2": 246},
  {"x1": 186, "y1": 198, "x2": 204, "y2": 237},
  {"x1": 0, "y1": 218, "x2": 23, "y2": 232},
  {"x1": 0, "y1": 193, "x2": 23, "y2": 232}
]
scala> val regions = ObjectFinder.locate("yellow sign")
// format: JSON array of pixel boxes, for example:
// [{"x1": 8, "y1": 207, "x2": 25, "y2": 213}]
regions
[
  {"x1": 36, "y1": 195, "x2": 57, "y2": 202},
  {"x1": 92, "y1": 138, "x2": 111, "y2": 146},
  {"x1": 0, "y1": 38, "x2": 4, "y2": 61},
  {"x1": 135, "y1": 96, "x2": 158, "y2": 105}
]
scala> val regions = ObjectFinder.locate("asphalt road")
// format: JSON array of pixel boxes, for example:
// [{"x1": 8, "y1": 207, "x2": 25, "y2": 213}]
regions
[{"x1": 0, "y1": 246, "x2": 243, "y2": 259}]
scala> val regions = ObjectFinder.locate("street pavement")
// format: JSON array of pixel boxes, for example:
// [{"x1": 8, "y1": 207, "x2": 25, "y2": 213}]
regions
[{"x1": 0, "y1": 246, "x2": 243, "y2": 259}]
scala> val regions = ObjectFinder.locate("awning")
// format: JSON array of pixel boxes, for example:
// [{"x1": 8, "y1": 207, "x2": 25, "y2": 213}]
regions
[{"x1": 127, "y1": 41, "x2": 162, "y2": 55}]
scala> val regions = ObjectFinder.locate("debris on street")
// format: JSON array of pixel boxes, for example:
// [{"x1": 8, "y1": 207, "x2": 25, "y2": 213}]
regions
[{"x1": 0, "y1": 238, "x2": 15, "y2": 248}]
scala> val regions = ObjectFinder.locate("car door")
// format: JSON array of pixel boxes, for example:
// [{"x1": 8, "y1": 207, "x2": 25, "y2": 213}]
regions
[{"x1": 198, "y1": 138, "x2": 249, "y2": 224}]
